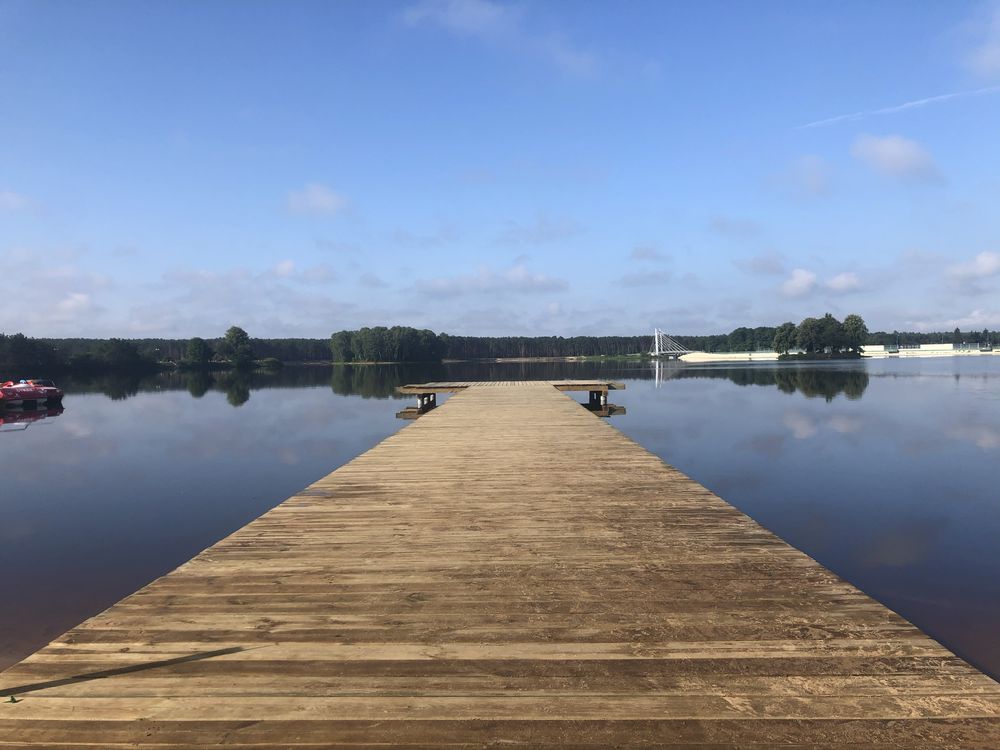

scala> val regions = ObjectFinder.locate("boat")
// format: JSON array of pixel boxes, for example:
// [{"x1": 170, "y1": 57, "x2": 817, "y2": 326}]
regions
[{"x1": 0, "y1": 379, "x2": 64, "y2": 408}]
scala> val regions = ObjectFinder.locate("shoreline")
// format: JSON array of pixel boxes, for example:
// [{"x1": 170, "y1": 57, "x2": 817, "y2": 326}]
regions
[{"x1": 677, "y1": 349, "x2": 998, "y2": 364}]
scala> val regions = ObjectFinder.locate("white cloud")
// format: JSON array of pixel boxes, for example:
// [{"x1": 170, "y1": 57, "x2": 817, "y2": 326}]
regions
[
  {"x1": 127, "y1": 265, "x2": 354, "y2": 337},
  {"x1": 0, "y1": 189, "x2": 28, "y2": 212},
  {"x1": 55, "y1": 292, "x2": 94, "y2": 315},
  {"x1": 965, "y1": 2, "x2": 1000, "y2": 77},
  {"x1": 777, "y1": 268, "x2": 862, "y2": 297},
  {"x1": 272, "y1": 259, "x2": 296, "y2": 278},
  {"x1": 781, "y1": 268, "x2": 817, "y2": 297},
  {"x1": 0, "y1": 255, "x2": 111, "y2": 333},
  {"x1": 905, "y1": 309, "x2": 1000, "y2": 331},
  {"x1": 403, "y1": 0, "x2": 595, "y2": 75},
  {"x1": 262, "y1": 260, "x2": 337, "y2": 285},
  {"x1": 826, "y1": 272, "x2": 863, "y2": 293},
  {"x1": 783, "y1": 155, "x2": 832, "y2": 195},
  {"x1": 287, "y1": 183, "x2": 346, "y2": 216},
  {"x1": 536, "y1": 32, "x2": 597, "y2": 76},
  {"x1": 403, "y1": 0, "x2": 518, "y2": 36},
  {"x1": 416, "y1": 264, "x2": 567, "y2": 297},
  {"x1": 851, "y1": 134, "x2": 941, "y2": 182},
  {"x1": 947, "y1": 251, "x2": 1000, "y2": 281}
]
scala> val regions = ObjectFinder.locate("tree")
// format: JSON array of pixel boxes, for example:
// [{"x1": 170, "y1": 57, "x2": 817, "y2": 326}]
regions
[
  {"x1": 184, "y1": 337, "x2": 213, "y2": 366},
  {"x1": 772, "y1": 322, "x2": 797, "y2": 354},
  {"x1": 330, "y1": 330, "x2": 354, "y2": 362},
  {"x1": 217, "y1": 326, "x2": 254, "y2": 369},
  {"x1": 727, "y1": 327, "x2": 753, "y2": 352},
  {"x1": 93, "y1": 339, "x2": 152, "y2": 370},
  {"x1": 953, "y1": 327, "x2": 962, "y2": 345},
  {"x1": 842, "y1": 314, "x2": 868, "y2": 353},
  {"x1": 795, "y1": 317, "x2": 822, "y2": 353},
  {"x1": 817, "y1": 313, "x2": 845, "y2": 352},
  {"x1": 0, "y1": 332, "x2": 61, "y2": 373}
]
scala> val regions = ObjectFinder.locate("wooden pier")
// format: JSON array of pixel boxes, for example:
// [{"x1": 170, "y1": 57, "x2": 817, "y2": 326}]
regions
[{"x1": 2, "y1": 381, "x2": 1000, "y2": 747}]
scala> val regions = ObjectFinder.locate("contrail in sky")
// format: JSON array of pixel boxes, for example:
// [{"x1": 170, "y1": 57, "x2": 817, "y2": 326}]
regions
[{"x1": 797, "y1": 85, "x2": 1000, "y2": 129}]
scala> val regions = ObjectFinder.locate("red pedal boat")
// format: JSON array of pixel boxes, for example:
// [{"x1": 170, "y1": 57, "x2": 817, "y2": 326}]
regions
[{"x1": 0, "y1": 379, "x2": 64, "y2": 407}]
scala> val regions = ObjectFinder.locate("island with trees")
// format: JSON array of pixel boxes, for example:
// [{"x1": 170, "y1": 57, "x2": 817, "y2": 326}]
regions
[{"x1": 771, "y1": 313, "x2": 869, "y2": 358}]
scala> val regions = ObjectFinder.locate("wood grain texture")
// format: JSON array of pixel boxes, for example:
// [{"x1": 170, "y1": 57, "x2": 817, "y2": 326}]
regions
[{"x1": 2, "y1": 382, "x2": 999, "y2": 747}]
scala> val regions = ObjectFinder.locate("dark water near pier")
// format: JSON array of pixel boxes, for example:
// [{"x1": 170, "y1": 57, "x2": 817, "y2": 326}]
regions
[{"x1": 2, "y1": 358, "x2": 1000, "y2": 679}]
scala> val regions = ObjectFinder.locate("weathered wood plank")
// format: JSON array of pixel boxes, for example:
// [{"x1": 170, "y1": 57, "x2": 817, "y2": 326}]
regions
[{"x1": 2, "y1": 382, "x2": 998, "y2": 746}]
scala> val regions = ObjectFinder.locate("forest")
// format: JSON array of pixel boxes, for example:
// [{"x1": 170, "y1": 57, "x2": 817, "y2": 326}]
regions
[{"x1": 1, "y1": 317, "x2": 996, "y2": 374}]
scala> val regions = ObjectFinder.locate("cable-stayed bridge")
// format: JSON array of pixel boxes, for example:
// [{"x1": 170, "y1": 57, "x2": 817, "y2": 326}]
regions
[{"x1": 649, "y1": 328, "x2": 692, "y2": 359}]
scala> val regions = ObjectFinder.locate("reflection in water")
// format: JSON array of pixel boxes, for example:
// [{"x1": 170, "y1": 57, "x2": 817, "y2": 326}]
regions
[
  {"x1": 330, "y1": 364, "x2": 442, "y2": 399},
  {"x1": 184, "y1": 371, "x2": 213, "y2": 399},
  {"x1": 858, "y1": 518, "x2": 947, "y2": 568},
  {"x1": 61, "y1": 373, "x2": 143, "y2": 401},
  {"x1": 3, "y1": 357, "x2": 1000, "y2": 683},
  {"x1": 655, "y1": 363, "x2": 869, "y2": 401},
  {"x1": 0, "y1": 406, "x2": 64, "y2": 432},
  {"x1": 217, "y1": 373, "x2": 251, "y2": 407},
  {"x1": 783, "y1": 411, "x2": 818, "y2": 439},
  {"x1": 55, "y1": 360, "x2": 872, "y2": 404}
]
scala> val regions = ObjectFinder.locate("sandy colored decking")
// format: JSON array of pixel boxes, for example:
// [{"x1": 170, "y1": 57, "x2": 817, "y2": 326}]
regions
[{"x1": 2, "y1": 381, "x2": 1000, "y2": 748}]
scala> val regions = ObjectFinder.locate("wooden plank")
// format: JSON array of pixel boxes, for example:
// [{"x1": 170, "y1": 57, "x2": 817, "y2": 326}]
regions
[{"x1": 2, "y1": 382, "x2": 998, "y2": 747}]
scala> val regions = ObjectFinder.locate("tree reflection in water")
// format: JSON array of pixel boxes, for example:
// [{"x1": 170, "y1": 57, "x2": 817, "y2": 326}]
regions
[
  {"x1": 662, "y1": 366, "x2": 869, "y2": 401},
  {"x1": 53, "y1": 361, "x2": 871, "y2": 405},
  {"x1": 220, "y1": 374, "x2": 250, "y2": 407},
  {"x1": 184, "y1": 371, "x2": 214, "y2": 399}
]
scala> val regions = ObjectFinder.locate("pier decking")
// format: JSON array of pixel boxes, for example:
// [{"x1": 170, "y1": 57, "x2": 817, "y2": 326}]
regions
[{"x1": 3, "y1": 381, "x2": 1000, "y2": 747}]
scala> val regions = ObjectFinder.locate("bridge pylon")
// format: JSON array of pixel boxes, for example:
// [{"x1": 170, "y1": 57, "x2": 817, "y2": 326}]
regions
[{"x1": 650, "y1": 328, "x2": 692, "y2": 359}]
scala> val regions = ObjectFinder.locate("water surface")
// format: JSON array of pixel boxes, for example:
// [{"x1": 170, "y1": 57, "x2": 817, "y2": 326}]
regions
[{"x1": 2, "y1": 358, "x2": 999, "y2": 678}]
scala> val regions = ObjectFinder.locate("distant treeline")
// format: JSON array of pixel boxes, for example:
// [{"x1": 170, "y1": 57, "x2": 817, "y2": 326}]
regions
[
  {"x1": 30, "y1": 333, "x2": 330, "y2": 366},
  {"x1": 329, "y1": 319, "x2": 871, "y2": 360},
  {"x1": 867, "y1": 327, "x2": 994, "y2": 346},
  {"x1": 3, "y1": 319, "x2": 997, "y2": 376},
  {"x1": 0, "y1": 333, "x2": 162, "y2": 374},
  {"x1": 0, "y1": 327, "x2": 326, "y2": 375}
]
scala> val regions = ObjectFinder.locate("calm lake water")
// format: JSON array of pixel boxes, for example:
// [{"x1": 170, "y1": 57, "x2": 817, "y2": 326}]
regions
[{"x1": 2, "y1": 358, "x2": 999, "y2": 679}]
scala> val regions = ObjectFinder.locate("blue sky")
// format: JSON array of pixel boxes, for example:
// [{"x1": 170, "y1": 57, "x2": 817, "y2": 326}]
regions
[{"x1": 2, "y1": 0, "x2": 1000, "y2": 338}]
